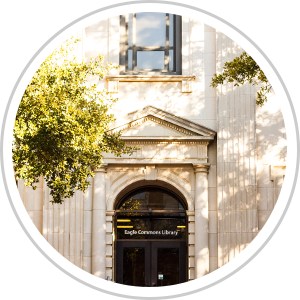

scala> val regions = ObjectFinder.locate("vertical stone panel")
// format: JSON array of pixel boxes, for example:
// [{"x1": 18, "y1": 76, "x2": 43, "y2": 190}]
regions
[
  {"x1": 216, "y1": 32, "x2": 258, "y2": 267},
  {"x1": 69, "y1": 194, "x2": 75, "y2": 263},
  {"x1": 22, "y1": 176, "x2": 43, "y2": 234},
  {"x1": 43, "y1": 181, "x2": 49, "y2": 240},
  {"x1": 83, "y1": 179, "x2": 92, "y2": 273},
  {"x1": 53, "y1": 203, "x2": 59, "y2": 251},
  {"x1": 17, "y1": 179, "x2": 26, "y2": 206},
  {"x1": 58, "y1": 200, "x2": 64, "y2": 256},
  {"x1": 75, "y1": 191, "x2": 82, "y2": 268},
  {"x1": 64, "y1": 197, "x2": 70, "y2": 260},
  {"x1": 48, "y1": 196, "x2": 54, "y2": 247}
]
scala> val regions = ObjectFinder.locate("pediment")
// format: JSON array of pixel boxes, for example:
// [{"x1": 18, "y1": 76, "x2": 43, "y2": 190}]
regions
[{"x1": 108, "y1": 106, "x2": 216, "y2": 140}]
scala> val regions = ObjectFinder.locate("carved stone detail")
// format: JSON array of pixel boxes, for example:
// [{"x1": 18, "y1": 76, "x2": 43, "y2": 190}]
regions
[
  {"x1": 182, "y1": 80, "x2": 193, "y2": 93},
  {"x1": 110, "y1": 116, "x2": 197, "y2": 136},
  {"x1": 145, "y1": 166, "x2": 157, "y2": 180},
  {"x1": 157, "y1": 174, "x2": 193, "y2": 208},
  {"x1": 110, "y1": 172, "x2": 127, "y2": 187},
  {"x1": 108, "y1": 105, "x2": 216, "y2": 138},
  {"x1": 107, "y1": 175, "x2": 145, "y2": 207},
  {"x1": 168, "y1": 170, "x2": 191, "y2": 186},
  {"x1": 107, "y1": 80, "x2": 119, "y2": 93},
  {"x1": 125, "y1": 141, "x2": 210, "y2": 145}
]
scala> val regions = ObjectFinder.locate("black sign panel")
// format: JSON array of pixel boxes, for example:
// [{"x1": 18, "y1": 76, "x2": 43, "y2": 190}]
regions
[{"x1": 116, "y1": 213, "x2": 186, "y2": 240}]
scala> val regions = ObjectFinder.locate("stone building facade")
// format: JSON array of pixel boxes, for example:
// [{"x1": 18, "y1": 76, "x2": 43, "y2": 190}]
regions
[{"x1": 17, "y1": 13, "x2": 286, "y2": 285}]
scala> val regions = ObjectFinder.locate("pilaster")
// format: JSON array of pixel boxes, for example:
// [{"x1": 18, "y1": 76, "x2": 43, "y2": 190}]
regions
[
  {"x1": 92, "y1": 164, "x2": 107, "y2": 278},
  {"x1": 193, "y1": 163, "x2": 210, "y2": 278},
  {"x1": 187, "y1": 210, "x2": 195, "y2": 280},
  {"x1": 106, "y1": 210, "x2": 114, "y2": 281}
]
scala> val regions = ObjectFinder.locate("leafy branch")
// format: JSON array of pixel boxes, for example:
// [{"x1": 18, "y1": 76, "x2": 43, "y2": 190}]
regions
[
  {"x1": 210, "y1": 51, "x2": 272, "y2": 106},
  {"x1": 13, "y1": 36, "x2": 137, "y2": 204}
]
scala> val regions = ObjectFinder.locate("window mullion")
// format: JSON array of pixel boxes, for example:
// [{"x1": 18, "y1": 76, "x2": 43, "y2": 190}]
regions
[
  {"x1": 132, "y1": 13, "x2": 137, "y2": 70},
  {"x1": 166, "y1": 13, "x2": 169, "y2": 71},
  {"x1": 125, "y1": 15, "x2": 129, "y2": 72},
  {"x1": 121, "y1": 13, "x2": 181, "y2": 74}
]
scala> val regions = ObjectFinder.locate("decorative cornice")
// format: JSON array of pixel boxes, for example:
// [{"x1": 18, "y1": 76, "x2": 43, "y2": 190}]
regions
[
  {"x1": 127, "y1": 105, "x2": 216, "y2": 137},
  {"x1": 106, "y1": 210, "x2": 115, "y2": 216},
  {"x1": 186, "y1": 211, "x2": 195, "y2": 216},
  {"x1": 193, "y1": 163, "x2": 210, "y2": 173},
  {"x1": 106, "y1": 75, "x2": 196, "y2": 82},
  {"x1": 270, "y1": 164, "x2": 286, "y2": 181},
  {"x1": 109, "y1": 105, "x2": 216, "y2": 138},
  {"x1": 125, "y1": 141, "x2": 211, "y2": 144},
  {"x1": 109, "y1": 115, "x2": 197, "y2": 136},
  {"x1": 95, "y1": 163, "x2": 108, "y2": 172}
]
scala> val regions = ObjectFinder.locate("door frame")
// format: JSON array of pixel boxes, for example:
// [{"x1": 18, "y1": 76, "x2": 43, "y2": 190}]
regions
[
  {"x1": 151, "y1": 241, "x2": 186, "y2": 286},
  {"x1": 116, "y1": 240, "x2": 187, "y2": 286},
  {"x1": 116, "y1": 241, "x2": 151, "y2": 286}
]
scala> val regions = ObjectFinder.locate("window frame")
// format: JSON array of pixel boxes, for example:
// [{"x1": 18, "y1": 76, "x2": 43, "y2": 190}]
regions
[{"x1": 119, "y1": 13, "x2": 182, "y2": 75}]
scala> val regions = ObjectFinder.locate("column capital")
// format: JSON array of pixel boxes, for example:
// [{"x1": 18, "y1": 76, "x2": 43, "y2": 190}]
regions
[
  {"x1": 186, "y1": 210, "x2": 195, "y2": 216},
  {"x1": 106, "y1": 210, "x2": 115, "y2": 216},
  {"x1": 193, "y1": 163, "x2": 210, "y2": 173},
  {"x1": 95, "y1": 164, "x2": 108, "y2": 173}
]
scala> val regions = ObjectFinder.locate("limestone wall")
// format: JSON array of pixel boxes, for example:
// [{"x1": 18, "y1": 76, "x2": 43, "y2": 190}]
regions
[
  {"x1": 256, "y1": 94, "x2": 286, "y2": 230},
  {"x1": 216, "y1": 32, "x2": 258, "y2": 268},
  {"x1": 88, "y1": 16, "x2": 218, "y2": 133},
  {"x1": 17, "y1": 14, "x2": 287, "y2": 280},
  {"x1": 18, "y1": 178, "x2": 43, "y2": 233},
  {"x1": 18, "y1": 179, "x2": 92, "y2": 273}
]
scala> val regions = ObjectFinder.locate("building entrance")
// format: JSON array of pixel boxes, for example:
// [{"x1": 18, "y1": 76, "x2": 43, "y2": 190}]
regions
[
  {"x1": 116, "y1": 241, "x2": 186, "y2": 286},
  {"x1": 114, "y1": 186, "x2": 187, "y2": 286}
]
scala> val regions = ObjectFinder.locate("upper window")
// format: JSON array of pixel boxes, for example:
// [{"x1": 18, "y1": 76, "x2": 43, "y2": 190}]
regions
[
  {"x1": 117, "y1": 187, "x2": 186, "y2": 211},
  {"x1": 120, "y1": 13, "x2": 182, "y2": 75}
]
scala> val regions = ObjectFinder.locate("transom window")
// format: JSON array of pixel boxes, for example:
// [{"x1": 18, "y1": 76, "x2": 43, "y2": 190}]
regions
[
  {"x1": 115, "y1": 187, "x2": 187, "y2": 241},
  {"x1": 118, "y1": 187, "x2": 186, "y2": 211},
  {"x1": 120, "y1": 13, "x2": 182, "y2": 75}
]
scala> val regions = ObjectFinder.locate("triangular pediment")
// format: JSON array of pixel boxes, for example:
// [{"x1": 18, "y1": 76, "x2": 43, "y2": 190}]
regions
[{"x1": 108, "y1": 106, "x2": 216, "y2": 139}]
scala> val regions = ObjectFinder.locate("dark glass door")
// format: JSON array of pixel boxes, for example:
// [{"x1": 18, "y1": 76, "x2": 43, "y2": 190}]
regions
[
  {"x1": 116, "y1": 241, "x2": 151, "y2": 286},
  {"x1": 151, "y1": 242, "x2": 186, "y2": 286},
  {"x1": 116, "y1": 241, "x2": 186, "y2": 286}
]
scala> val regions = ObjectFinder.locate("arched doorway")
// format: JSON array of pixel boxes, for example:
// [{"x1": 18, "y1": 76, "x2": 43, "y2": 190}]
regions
[{"x1": 114, "y1": 186, "x2": 187, "y2": 286}]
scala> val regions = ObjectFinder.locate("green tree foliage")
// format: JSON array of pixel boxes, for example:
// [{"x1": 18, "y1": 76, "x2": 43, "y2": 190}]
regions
[
  {"x1": 210, "y1": 51, "x2": 272, "y2": 106},
  {"x1": 13, "y1": 37, "x2": 136, "y2": 204}
]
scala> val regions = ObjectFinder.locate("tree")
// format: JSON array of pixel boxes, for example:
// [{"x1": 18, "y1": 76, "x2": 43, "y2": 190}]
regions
[
  {"x1": 13, "y1": 37, "x2": 136, "y2": 204},
  {"x1": 210, "y1": 51, "x2": 272, "y2": 106}
]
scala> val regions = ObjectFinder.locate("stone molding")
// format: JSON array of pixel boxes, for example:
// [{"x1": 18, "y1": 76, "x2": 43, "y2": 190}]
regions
[
  {"x1": 182, "y1": 80, "x2": 193, "y2": 93},
  {"x1": 107, "y1": 81, "x2": 119, "y2": 93},
  {"x1": 193, "y1": 163, "x2": 210, "y2": 173},
  {"x1": 106, "y1": 75, "x2": 196, "y2": 82},
  {"x1": 269, "y1": 164, "x2": 286, "y2": 181},
  {"x1": 106, "y1": 165, "x2": 195, "y2": 211},
  {"x1": 106, "y1": 210, "x2": 115, "y2": 217},
  {"x1": 156, "y1": 174, "x2": 193, "y2": 203},
  {"x1": 124, "y1": 140, "x2": 211, "y2": 144},
  {"x1": 111, "y1": 115, "x2": 197, "y2": 137},
  {"x1": 95, "y1": 164, "x2": 108, "y2": 172},
  {"x1": 106, "y1": 76, "x2": 196, "y2": 93},
  {"x1": 109, "y1": 105, "x2": 216, "y2": 138},
  {"x1": 186, "y1": 210, "x2": 195, "y2": 216}
]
